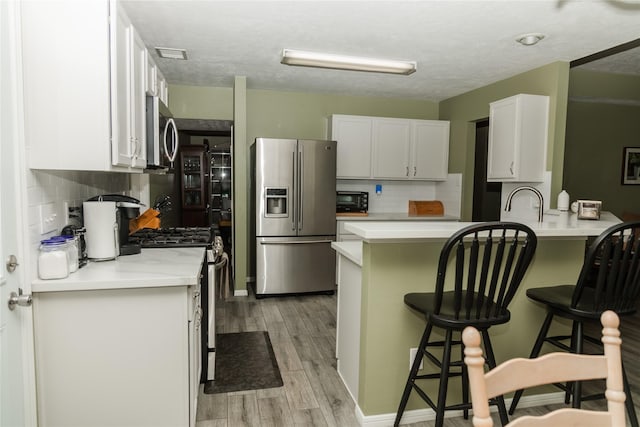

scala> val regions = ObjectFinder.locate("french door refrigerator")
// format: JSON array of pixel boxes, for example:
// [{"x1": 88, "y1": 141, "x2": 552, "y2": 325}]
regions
[{"x1": 255, "y1": 137, "x2": 336, "y2": 296}]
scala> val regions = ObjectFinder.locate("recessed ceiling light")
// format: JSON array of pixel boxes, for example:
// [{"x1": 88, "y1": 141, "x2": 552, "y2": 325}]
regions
[
  {"x1": 515, "y1": 33, "x2": 545, "y2": 46},
  {"x1": 155, "y1": 47, "x2": 188, "y2": 60},
  {"x1": 281, "y1": 49, "x2": 417, "y2": 75}
]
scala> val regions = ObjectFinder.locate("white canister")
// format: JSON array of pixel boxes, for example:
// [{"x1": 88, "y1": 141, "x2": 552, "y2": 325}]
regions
[
  {"x1": 83, "y1": 201, "x2": 119, "y2": 260},
  {"x1": 557, "y1": 190, "x2": 570, "y2": 212}
]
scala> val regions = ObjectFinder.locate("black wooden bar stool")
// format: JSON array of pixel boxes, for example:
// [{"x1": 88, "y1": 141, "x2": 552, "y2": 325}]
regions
[
  {"x1": 394, "y1": 222, "x2": 538, "y2": 427},
  {"x1": 508, "y1": 221, "x2": 640, "y2": 427}
]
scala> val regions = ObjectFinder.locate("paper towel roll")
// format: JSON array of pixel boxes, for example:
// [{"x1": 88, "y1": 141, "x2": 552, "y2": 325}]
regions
[{"x1": 83, "y1": 201, "x2": 119, "y2": 260}]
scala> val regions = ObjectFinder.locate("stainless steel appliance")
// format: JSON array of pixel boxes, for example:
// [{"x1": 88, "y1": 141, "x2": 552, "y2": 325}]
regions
[
  {"x1": 337, "y1": 191, "x2": 368, "y2": 213},
  {"x1": 254, "y1": 137, "x2": 336, "y2": 296},
  {"x1": 145, "y1": 95, "x2": 179, "y2": 170},
  {"x1": 129, "y1": 227, "x2": 214, "y2": 382}
]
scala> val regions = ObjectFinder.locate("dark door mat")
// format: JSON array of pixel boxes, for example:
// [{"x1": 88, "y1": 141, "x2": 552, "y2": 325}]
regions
[{"x1": 204, "y1": 331, "x2": 283, "y2": 394}]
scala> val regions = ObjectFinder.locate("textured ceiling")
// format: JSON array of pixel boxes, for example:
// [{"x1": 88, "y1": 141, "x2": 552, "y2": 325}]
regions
[{"x1": 122, "y1": 1, "x2": 640, "y2": 102}]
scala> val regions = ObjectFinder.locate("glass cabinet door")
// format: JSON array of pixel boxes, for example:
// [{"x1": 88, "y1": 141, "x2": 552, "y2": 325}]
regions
[{"x1": 180, "y1": 148, "x2": 206, "y2": 210}]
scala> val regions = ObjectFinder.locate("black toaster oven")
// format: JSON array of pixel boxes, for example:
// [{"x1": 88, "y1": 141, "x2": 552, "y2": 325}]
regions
[{"x1": 336, "y1": 191, "x2": 368, "y2": 213}]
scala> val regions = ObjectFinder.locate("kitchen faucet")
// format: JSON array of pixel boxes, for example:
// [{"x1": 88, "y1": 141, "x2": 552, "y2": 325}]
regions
[{"x1": 504, "y1": 186, "x2": 544, "y2": 222}]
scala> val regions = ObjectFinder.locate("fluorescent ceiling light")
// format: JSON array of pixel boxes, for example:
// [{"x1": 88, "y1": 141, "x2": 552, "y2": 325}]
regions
[
  {"x1": 281, "y1": 49, "x2": 416, "y2": 75},
  {"x1": 155, "y1": 47, "x2": 188, "y2": 60}
]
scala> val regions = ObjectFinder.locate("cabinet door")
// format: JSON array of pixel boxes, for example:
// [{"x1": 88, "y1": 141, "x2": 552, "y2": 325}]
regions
[
  {"x1": 487, "y1": 96, "x2": 518, "y2": 180},
  {"x1": 372, "y1": 118, "x2": 411, "y2": 179},
  {"x1": 130, "y1": 29, "x2": 147, "y2": 169},
  {"x1": 146, "y1": 55, "x2": 158, "y2": 96},
  {"x1": 331, "y1": 115, "x2": 373, "y2": 179},
  {"x1": 111, "y1": 2, "x2": 133, "y2": 167},
  {"x1": 411, "y1": 120, "x2": 449, "y2": 180},
  {"x1": 158, "y1": 70, "x2": 169, "y2": 106},
  {"x1": 488, "y1": 94, "x2": 548, "y2": 182}
]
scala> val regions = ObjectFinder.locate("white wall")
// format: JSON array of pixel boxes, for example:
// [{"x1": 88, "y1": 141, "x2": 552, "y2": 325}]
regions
[{"x1": 26, "y1": 170, "x2": 130, "y2": 279}]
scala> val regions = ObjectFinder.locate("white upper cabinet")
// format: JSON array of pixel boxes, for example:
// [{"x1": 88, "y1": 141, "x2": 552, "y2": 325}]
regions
[
  {"x1": 331, "y1": 115, "x2": 450, "y2": 181},
  {"x1": 22, "y1": 0, "x2": 148, "y2": 172},
  {"x1": 157, "y1": 69, "x2": 169, "y2": 106},
  {"x1": 411, "y1": 120, "x2": 450, "y2": 180},
  {"x1": 146, "y1": 54, "x2": 158, "y2": 96},
  {"x1": 487, "y1": 94, "x2": 549, "y2": 182},
  {"x1": 372, "y1": 118, "x2": 412, "y2": 179},
  {"x1": 331, "y1": 115, "x2": 373, "y2": 179}
]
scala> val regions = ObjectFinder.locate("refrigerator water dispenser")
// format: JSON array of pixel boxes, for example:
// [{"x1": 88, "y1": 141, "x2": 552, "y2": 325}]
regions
[{"x1": 265, "y1": 188, "x2": 288, "y2": 217}]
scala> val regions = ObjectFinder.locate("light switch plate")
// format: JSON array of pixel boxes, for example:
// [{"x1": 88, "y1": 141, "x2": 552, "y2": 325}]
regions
[{"x1": 39, "y1": 202, "x2": 58, "y2": 235}]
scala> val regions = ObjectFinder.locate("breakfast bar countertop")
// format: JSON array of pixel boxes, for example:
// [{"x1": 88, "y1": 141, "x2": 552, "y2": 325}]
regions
[
  {"x1": 32, "y1": 247, "x2": 205, "y2": 293},
  {"x1": 343, "y1": 211, "x2": 622, "y2": 242}
]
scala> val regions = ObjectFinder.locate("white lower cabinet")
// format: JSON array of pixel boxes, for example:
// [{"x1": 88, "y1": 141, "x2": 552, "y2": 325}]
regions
[
  {"x1": 335, "y1": 252, "x2": 362, "y2": 402},
  {"x1": 33, "y1": 285, "x2": 200, "y2": 427}
]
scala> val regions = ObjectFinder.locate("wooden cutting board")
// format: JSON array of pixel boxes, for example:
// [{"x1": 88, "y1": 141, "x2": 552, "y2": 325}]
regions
[
  {"x1": 408, "y1": 200, "x2": 444, "y2": 216},
  {"x1": 336, "y1": 212, "x2": 369, "y2": 217}
]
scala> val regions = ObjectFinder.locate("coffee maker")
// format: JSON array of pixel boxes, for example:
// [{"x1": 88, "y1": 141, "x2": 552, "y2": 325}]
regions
[{"x1": 87, "y1": 194, "x2": 142, "y2": 256}]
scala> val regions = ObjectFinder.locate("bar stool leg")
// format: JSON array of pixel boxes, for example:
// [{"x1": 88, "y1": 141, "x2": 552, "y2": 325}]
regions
[
  {"x1": 394, "y1": 323, "x2": 433, "y2": 426},
  {"x1": 622, "y1": 362, "x2": 639, "y2": 427},
  {"x1": 572, "y1": 321, "x2": 584, "y2": 409},
  {"x1": 509, "y1": 311, "x2": 555, "y2": 415},
  {"x1": 566, "y1": 320, "x2": 580, "y2": 404},
  {"x1": 482, "y1": 330, "x2": 509, "y2": 426},
  {"x1": 435, "y1": 329, "x2": 454, "y2": 427},
  {"x1": 461, "y1": 338, "x2": 469, "y2": 419}
]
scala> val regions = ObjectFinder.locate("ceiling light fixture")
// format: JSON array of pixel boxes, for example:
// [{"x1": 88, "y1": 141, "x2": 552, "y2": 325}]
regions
[
  {"x1": 281, "y1": 49, "x2": 417, "y2": 75},
  {"x1": 155, "y1": 47, "x2": 188, "y2": 60},
  {"x1": 515, "y1": 33, "x2": 545, "y2": 46}
]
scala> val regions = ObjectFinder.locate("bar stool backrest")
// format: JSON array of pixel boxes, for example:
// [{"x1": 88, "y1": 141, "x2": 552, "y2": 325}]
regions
[
  {"x1": 433, "y1": 222, "x2": 537, "y2": 325},
  {"x1": 573, "y1": 221, "x2": 640, "y2": 314}
]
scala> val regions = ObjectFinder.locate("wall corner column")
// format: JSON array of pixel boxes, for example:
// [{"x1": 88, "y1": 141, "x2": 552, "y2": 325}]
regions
[{"x1": 233, "y1": 76, "x2": 248, "y2": 293}]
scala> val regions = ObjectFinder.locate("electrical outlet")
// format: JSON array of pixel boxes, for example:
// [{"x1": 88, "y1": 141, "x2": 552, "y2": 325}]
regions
[
  {"x1": 410, "y1": 348, "x2": 424, "y2": 370},
  {"x1": 39, "y1": 202, "x2": 58, "y2": 235}
]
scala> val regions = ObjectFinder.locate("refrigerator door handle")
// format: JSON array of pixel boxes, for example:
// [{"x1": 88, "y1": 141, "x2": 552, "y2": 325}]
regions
[
  {"x1": 298, "y1": 147, "x2": 303, "y2": 231},
  {"x1": 259, "y1": 239, "x2": 334, "y2": 245},
  {"x1": 291, "y1": 150, "x2": 297, "y2": 231}
]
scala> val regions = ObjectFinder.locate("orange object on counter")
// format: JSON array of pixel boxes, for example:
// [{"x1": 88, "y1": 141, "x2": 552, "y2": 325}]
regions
[
  {"x1": 408, "y1": 200, "x2": 444, "y2": 216},
  {"x1": 129, "y1": 208, "x2": 161, "y2": 234}
]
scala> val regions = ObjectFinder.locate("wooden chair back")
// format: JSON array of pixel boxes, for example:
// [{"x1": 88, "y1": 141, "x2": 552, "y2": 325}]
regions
[
  {"x1": 574, "y1": 221, "x2": 640, "y2": 315},
  {"x1": 462, "y1": 310, "x2": 626, "y2": 427},
  {"x1": 432, "y1": 222, "x2": 537, "y2": 328}
]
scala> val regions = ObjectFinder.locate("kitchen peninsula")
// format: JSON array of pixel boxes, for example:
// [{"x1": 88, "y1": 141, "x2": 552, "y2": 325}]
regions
[{"x1": 331, "y1": 212, "x2": 622, "y2": 425}]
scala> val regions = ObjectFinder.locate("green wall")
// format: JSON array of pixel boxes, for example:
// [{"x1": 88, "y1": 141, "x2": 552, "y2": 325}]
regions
[
  {"x1": 439, "y1": 62, "x2": 570, "y2": 220},
  {"x1": 170, "y1": 84, "x2": 439, "y2": 291},
  {"x1": 169, "y1": 63, "x2": 574, "y2": 291},
  {"x1": 564, "y1": 69, "x2": 640, "y2": 218}
]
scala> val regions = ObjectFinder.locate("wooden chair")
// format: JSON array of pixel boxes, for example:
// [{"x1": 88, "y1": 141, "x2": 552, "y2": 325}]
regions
[{"x1": 462, "y1": 310, "x2": 626, "y2": 427}]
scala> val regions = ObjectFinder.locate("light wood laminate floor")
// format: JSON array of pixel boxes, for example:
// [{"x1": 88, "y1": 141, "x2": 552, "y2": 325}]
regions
[{"x1": 196, "y1": 288, "x2": 640, "y2": 426}]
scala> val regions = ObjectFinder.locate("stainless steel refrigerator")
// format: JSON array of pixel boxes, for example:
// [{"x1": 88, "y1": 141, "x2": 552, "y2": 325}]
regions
[{"x1": 254, "y1": 137, "x2": 336, "y2": 296}]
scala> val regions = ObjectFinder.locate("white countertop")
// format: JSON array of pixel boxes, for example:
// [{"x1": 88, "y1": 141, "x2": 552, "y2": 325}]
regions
[
  {"x1": 331, "y1": 241, "x2": 363, "y2": 266},
  {"x1": 32, "y1": 247, "x2": 206, "y2": 293},
  {"x1": 337, "y1": 212, "x2": 459, "y2": 221},
  {"x1": 343, "y1": 211, "x2": 622, "y2": 242}
]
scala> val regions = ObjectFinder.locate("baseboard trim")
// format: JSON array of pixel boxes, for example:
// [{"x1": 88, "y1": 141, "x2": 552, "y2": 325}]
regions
[
  {"x1": 234, "y1": 290, "x2": 248, "y2": 296},
  {"x1": 355, "y1": 392, "x2": 565, "y2": 426}
]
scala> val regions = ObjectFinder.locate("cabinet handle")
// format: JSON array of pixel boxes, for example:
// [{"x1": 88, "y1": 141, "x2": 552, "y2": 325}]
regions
[
  {"x1": 413, "y1": 166, "x2": 417, "y2": 177},
  {"x1": 406, "y1": 166, "x2": 409, "y2": 176},
  {"x1": 130, "y1": 137, "x2": 136, "y2": 159},
  {"x1": 509, "y1": 161, "x2": 514, "y2": 176}
]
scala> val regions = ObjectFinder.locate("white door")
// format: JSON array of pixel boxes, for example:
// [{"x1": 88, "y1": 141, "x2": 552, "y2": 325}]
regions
[{"x1": 1, "y1": 1, "x2": 37, "y2": 425}]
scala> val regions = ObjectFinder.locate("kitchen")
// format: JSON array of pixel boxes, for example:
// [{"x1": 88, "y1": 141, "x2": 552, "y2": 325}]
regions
[{"x1": 2, "y1": 1, "x2": 640, "y2": 426}]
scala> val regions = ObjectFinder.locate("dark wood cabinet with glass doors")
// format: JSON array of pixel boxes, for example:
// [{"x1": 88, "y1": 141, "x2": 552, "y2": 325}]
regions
[{"x1": 180, "y1": 145, "x2": 209, "y2": 227}]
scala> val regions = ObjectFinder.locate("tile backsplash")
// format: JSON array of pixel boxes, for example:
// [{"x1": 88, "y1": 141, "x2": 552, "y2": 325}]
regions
[
  {"x1": 337, "y1": 174, "x2": 462, "y2": 217},
  {"x1": 27, "y1": 169, "x2": 130, "y2": 279}
]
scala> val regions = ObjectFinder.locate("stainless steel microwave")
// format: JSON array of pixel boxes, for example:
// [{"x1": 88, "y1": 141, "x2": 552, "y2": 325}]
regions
[
  {"x1": 336, "y1": 191, "x2": 368, "y2": 213},
  {"x1": 145, "y1": 95, "x2": 179, "y2": 171}
]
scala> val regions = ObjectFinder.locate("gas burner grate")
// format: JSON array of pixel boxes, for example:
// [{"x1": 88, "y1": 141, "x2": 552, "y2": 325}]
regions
[{"x1": 130, "y1": 227, "x2": 213, "y2": 248}]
